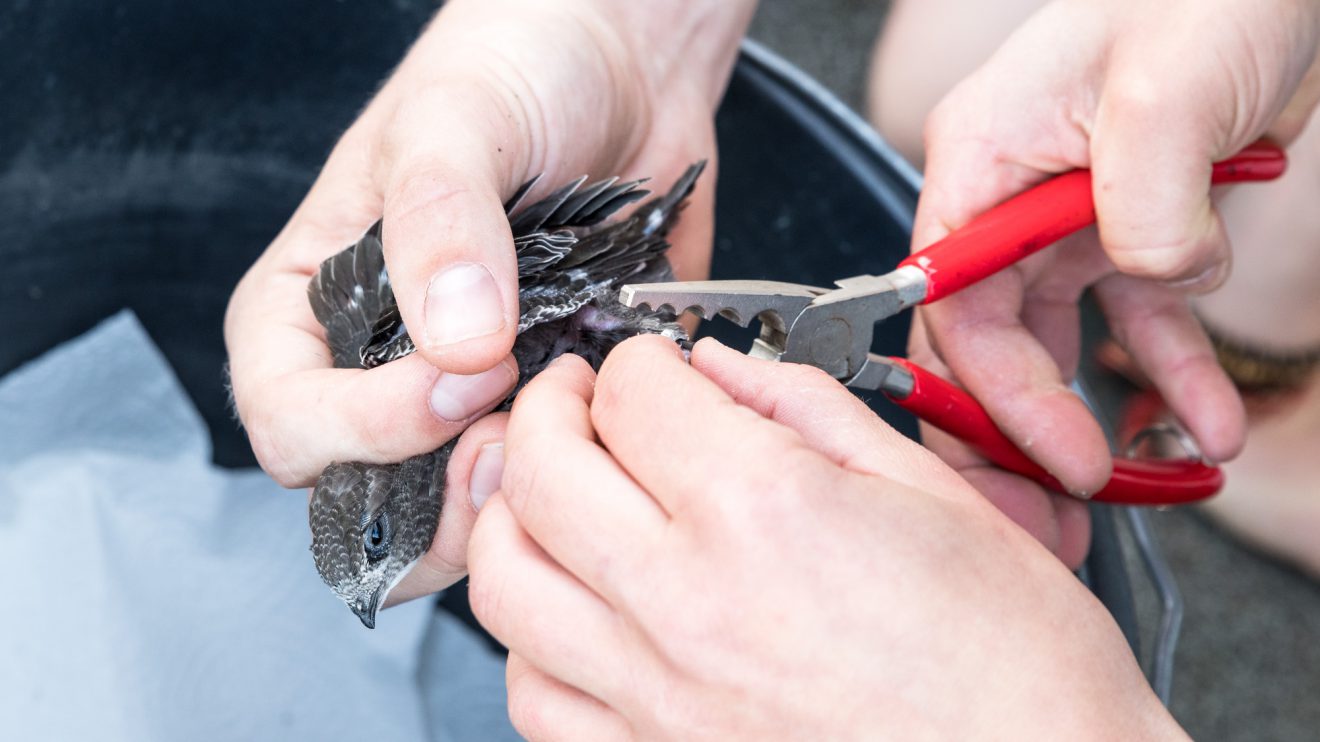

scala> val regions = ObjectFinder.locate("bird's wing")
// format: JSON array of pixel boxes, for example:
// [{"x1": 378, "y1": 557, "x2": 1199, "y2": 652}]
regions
[
  {"x1": 509, "y1": 175, "x2": 650, "y2": 236},
  {"x1": 555, "y1": 161, "x2": 704, "y2": 274},
  {"x1": 516, "y1": 162, "x2": 707, "y2": 325},
  {"x1": 307, "y1": 220, "x2": 392, "y2": 370},
  {"x1": 309, "y1": 163, "x2": 705, "y2": 364}
]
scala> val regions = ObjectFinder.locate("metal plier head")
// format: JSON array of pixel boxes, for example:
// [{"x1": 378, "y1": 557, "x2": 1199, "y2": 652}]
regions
[{"x1": 620, "y1": 265, "x2": 928, "y2": 387}]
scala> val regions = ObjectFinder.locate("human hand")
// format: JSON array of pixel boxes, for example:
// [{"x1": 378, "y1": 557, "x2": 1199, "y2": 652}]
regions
[
  {"x1": 903, "y1": 0, "x2": 1320, "y2": 527},
  {"x1": 224, "y1": 0, "x2": 752, "y2": 493},
  {"x1": 467, "y1": 336, "x2": 1184, "y2": 740}
]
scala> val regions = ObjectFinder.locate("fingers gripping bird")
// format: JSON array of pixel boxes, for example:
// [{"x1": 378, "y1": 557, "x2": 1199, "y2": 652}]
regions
[{"x1": 306, "y1": 163, "x2": 705, "y2": 628}]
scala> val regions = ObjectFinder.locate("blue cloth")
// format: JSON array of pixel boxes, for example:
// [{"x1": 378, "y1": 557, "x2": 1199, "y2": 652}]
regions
[{"x1": 0, "y1": 311, "x2": 520, "y2": 741}]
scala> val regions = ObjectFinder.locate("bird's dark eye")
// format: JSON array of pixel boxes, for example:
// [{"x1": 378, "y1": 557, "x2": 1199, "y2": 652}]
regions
[{"x1": 363, "y1": 513, "x2": 392, "y2": 562}]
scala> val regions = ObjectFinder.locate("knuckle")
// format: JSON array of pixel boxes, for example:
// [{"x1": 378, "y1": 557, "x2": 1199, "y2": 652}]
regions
[
  {"x1": 654, "y1": 613, "x2": 718, "y2": 667},
  {"x1": 1099, "y1": 57, "x2": 1200, "y2": 130},
  {"x1": 1107, "y1": 295, "x2": 1188, "y2": 349},
  {"x1": 780, "y1": 362, "x2": 839, "y2": 393},
  {"x1": 630, "y1": 674, "x2": 695, "y2": 738},
  {"x1": 1101, "y1": 72, "x2": 1167, "y2": 121},
  {"x1": 466, "y1": 564, "x2": 508, "y2": 629},
  {"x1": 466, "y1": 508, "x2": 496, "y2": 570},
  {"x1": 754, "y1": 444, "x2": 832, "y2": 509},
  {"x1": 498, "y1": 432, "x2": 557, "y2": 512},
  {"x1": 1106, "y1": 239, "x2": 1210, "y2": 280},
  {"x1": 380, "y1": 103, "x2": 484, "y2": 207},
  {"x1": 505, "y1": 676, "x2": 551, "y2": 742},
  {"x1": 379, "y1": 92, "x2": 440, "y2": 160},
  {"x1": 325, "y1": 116, "x2": 381, "y2": 172},
  {"x1": 612, "y1": 333, "x2": 679, "y2": 364},
  {"x1": 923, "y1": 96, "x2": 960, "y2": 143},
  {"x1": 906, "y1": 333, "x2": 944, "y2": 370},
  {"x1": 354, "y1": 405, "x2": 405, "y2": 462},
  {"x1": 384, "y1": 162, "x2": 475, "y2": 225},
  {"x1": 642, "y1": 603, "x2": 737, "y2": 699},
  {"x1": 695, "y1": 434, "x2": 820, "y2": 527},
  {"x1": 597, "y1": 338, "x2": 658, "y2": 387},
  {"x1": 337, "y1": 116, "x2": 377, "y2": 153},
  {"x1": 241, "y1": 401, "x2": 309, "y2": 489},
  {"x1": 422, "y1": 532, "x2": 469, "y2": 578},
  {"x1": 589, "y1": 375, "x2": 640, "y2": 434},
  {"x1": 588, "y1": 379, "x2": 624, "y2": 432},
  {"x1": 593, "y1": 341, "x2": 675, "y2": 410},
  {"x1": 922, "y1": 92, "x2": 988, "y2": 155}
]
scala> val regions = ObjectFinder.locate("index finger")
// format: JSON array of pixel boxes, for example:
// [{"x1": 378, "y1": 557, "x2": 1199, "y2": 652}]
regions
[
  {"x1": 913, "y1": 102, "x2": 1114, "y2": 496},
  {"x1": 589, "y1": 335, "x2": 838, "y2": 521},
  {"x1": 499, "y1": 354, "x2": 669, "y2": 603}
]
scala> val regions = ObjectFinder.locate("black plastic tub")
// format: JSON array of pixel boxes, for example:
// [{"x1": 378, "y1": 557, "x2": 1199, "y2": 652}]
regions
[{"x1": 2, "y1": 0, "x2": 1140, "y2": 675}]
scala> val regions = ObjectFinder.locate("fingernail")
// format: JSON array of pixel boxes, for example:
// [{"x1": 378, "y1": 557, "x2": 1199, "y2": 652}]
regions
[
  {"x1": 425, "y1": 262, "x2": 506, "y2": 347},
  {"x1": 430, "y1": 360, "x2": 517, "y2": 421},
  {"x1": 1162, "y1": 259, "x2": 1230, "y2": 293},
  {"x1": 469, "y1": 442, "x2": 504, "y2": 511}
]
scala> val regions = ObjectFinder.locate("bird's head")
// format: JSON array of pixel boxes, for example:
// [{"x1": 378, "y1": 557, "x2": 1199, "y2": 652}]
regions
[{"x1": 309, "y1": 455, "x2": 443, "y2": 629}]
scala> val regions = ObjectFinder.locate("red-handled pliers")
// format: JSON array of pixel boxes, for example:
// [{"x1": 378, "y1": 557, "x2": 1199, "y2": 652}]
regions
[{"x1": 620, "y1": 141, "x2": 1287, "y2": 506}]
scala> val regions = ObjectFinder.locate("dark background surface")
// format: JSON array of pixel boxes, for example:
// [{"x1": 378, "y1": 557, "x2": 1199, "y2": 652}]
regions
[
  {"x1": 3, "y1": 0, "x2": 1318, "y2": 739},
  {"x1": 748, "y1": 2, "x2": 1320, "y2": 740},
  {"x1": 1, "y1": 0, "x2": 445, "y2": 466}
]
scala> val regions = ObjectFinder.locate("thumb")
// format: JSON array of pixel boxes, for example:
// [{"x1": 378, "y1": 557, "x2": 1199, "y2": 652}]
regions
[
  {"x1": 1090, "y1": 66, "x2": 1233, "y2": 291},
  {"x1": 379, "y1": 85, "x2": 524, "y2": 376}
]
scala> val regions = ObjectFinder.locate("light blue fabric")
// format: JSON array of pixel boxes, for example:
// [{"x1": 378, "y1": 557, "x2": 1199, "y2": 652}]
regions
[{"x1": 0, "y1": 311, "x2": 520, "y2": 741}]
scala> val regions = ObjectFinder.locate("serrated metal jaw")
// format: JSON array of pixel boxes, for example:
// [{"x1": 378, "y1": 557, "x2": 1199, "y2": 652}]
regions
[{"x1": 620, "y1": 280, "x2": 824, "y2": 327}]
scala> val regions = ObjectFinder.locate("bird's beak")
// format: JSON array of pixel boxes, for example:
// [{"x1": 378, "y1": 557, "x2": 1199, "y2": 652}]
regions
[{"x1": 351, "y1": 587, "x2": 386, "y2": 630}]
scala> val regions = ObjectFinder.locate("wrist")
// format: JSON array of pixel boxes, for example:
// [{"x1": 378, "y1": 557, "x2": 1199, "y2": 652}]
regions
[
  {"x1": 417, "y1": 0, "x2": 760, "y2": 121},
  {"x1": 603, "y1": 0, "x2": 759, "y2": 107},
  {"x1": 1117, "y1": 692, "x2": 1192, "y2": 742},
  {"x1": 1021, "y1": 646, "x2": 1191, "y2": 742}
]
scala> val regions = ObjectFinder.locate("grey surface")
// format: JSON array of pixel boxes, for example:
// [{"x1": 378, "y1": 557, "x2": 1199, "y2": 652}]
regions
[
  {"x1": 0, "y1": 311, "x2": 522, "y2": 741},
  {"x1": 750, "y1": 1, "x2": 889, "y2": 121},
  {"x1": 750, "y1": 1, "x2": 1320, "y2": 740},
  {"x1": 0, "y1": 312, "x2": 433, "y2": 742},
  {"x1": 421, "y1": 612, "x2": 524, "y2": 742}
]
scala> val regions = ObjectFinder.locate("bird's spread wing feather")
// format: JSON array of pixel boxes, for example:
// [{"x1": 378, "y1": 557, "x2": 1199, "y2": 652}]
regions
[
  {"x1": 310, "y1": 162, "x2": 704, "y2": 369},
  {"x1": 508, "y1": 175, "x2": 650, "y2": 235},
  {"x1": 512, "y1": 161, "x2": 706, "y2": 330},
  {"x1": 307, "y1": 221, "x2": 391, "y2": 369}
]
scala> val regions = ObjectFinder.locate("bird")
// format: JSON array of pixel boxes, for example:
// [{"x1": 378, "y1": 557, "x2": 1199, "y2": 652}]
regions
[{"x1": 306, "y1": 162, "x2": 705, "y2": 628}]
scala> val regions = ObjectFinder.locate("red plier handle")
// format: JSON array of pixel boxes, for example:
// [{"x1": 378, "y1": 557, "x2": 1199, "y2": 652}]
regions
[
  {"x1": 879, "y1": 141, "x2": 1287, "y2": 504},
  {"x1": 620, "y1": 142, "x2": 1288, "y2": 506},
  {"x1": 899, "y1": 141, "x2": 1288, "y2": 302},
  {"x1": 878, "y1": 358, "x2": 1221, "y2": 505}
]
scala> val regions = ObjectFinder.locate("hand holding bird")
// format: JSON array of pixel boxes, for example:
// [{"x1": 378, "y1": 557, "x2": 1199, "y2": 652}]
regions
[
  {"x1": 307, "y1": 165, "x2": 704, "y2": 627},
  {"x1": 223, "y1": 0, "x2": 753, "y2": 621}
]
